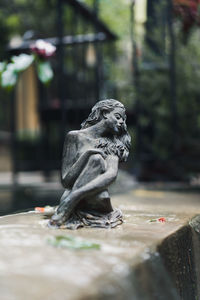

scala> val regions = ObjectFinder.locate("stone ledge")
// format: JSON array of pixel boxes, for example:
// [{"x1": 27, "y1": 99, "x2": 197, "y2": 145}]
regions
[{"x1": 0, "y1": 190, "x2": 200, "y2": 300}]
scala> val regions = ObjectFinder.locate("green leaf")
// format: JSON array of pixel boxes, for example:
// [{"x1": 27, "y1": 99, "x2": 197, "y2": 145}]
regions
[
  {"x1": 0, "y1": 62, "x2": 6, "y2": 74},
  {"x1": 1, "y1": 63, "x2": 18, "y2": 90},
  {"x1": 149, "y1": 219, "x2": 157, "y2": 223},
  {"x1": 11, "y1": 54, "x2": 34, "y2": 72},
  {"x1": 47, "y1": 235, "x2": 101, "y2": 250},
  {"x1": 37, "y1": 60, "x2": 53, "y2": 84}
]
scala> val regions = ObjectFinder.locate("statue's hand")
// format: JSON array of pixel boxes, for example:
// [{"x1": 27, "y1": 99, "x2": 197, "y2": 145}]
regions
[{"x1": 87, "y1": 149, "x2": 106, "y2": 159}]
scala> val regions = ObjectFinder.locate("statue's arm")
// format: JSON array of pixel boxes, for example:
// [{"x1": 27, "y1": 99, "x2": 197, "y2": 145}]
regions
[
  {"x1": 61, "y1": 132, "x2": 105, "y2": 189},
  {"x1": 56, "y1": 154, "x2": 119, "y2": 216},
  {"x1": 71, "y1": 155, "x2": 119, "y2": 199}
]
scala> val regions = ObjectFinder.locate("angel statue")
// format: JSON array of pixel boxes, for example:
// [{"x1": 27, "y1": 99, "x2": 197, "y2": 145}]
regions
[{"x1": 49, "y1": 99, "x2": 131, "y2": 229}]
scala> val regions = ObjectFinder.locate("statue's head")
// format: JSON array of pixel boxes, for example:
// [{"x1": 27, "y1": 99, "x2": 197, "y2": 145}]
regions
[
  {"x1": 81, "y1": 99, "x2": 126, "y2": 132},
  {"x1": 81, "y1": 99, "x2": 131, "y2": 162}
]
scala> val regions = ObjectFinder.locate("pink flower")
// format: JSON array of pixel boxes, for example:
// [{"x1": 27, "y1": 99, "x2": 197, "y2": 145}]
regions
[
  {"x1": 173, "y1": 0, "x2": 200, "y2": 31},
  {"x1": 149, "y1": 217, "x2": 166, "y2": 223},
  {"x1": 30, "y1": 39, "x2": 56, "y2": 58},
  {"x1": 158, "y1": 217, "x2": 166, "y2": 223}
]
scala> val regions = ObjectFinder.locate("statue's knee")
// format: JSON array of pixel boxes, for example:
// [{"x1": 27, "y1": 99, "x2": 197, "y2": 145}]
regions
[
  {"x1": 88, "y1": 154, "x2": 103, "y2": 164},
  {"x1": 88, "y1": 154, "x2": 106, "y2": 171}
]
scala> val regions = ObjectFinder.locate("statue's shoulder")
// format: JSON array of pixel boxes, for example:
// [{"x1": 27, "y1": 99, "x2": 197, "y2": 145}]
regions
[
  {"x1": 65, "y1": 130, "x2": 87, "y2": 145},
  {"x1": 66, "y1": 130, "x2": 80, "y2": 139}
]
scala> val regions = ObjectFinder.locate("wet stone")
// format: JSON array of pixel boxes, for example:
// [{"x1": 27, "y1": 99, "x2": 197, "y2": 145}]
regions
[{"x1": 0, "y1": 190, "x2": 200, "y2": 300}]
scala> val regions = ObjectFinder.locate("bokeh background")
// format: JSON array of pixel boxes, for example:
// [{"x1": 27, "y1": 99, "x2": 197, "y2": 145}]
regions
[{"x1": 0, "y1": 0, "x2": 200, "y2": 214}]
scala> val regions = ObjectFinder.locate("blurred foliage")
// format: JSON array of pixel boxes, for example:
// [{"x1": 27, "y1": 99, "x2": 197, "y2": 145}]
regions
[
  {"x1": 173, "y1": 0, "x2": 200, "y2": 38},
  {"x1": 0, "y1": 0, "x2": 59, "y2": 62},
  {"x1": 82, "y1": 0, "x2": 131, "y2": 37},
  {"x1": 0, "y1": 53, "x2": 54, "y2": 90},
  {"x1": 1, "y1": 54, "x2": 34, "y2": 90},
  {"x1": 136, "y1": 23, "x2": 200, "y2": 180},
  {"x1": 0, "y1": 0, "x2": 200, "y2": 180}
]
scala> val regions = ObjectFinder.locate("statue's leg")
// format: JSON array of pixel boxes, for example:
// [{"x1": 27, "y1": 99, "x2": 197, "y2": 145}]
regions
[
  {"x1": 73, "y1": 154, "x2": 106, "y2": 189},
  {"x1": 59, "y1": 189, "x2": 70, "y2": 203},
  {"x1": 72, "y1": 155, "x2": 112, "y2": 213},
  {"x1": 51, "y1": 154, "x2": 107, "y2": 224}
]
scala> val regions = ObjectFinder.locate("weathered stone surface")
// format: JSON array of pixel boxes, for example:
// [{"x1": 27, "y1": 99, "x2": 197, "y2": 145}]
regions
[{"x1": 0, "y1": 190, "x2": 200, "y2": 300}]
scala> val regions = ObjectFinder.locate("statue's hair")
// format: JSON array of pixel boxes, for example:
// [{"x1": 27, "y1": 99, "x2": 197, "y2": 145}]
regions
[
  {"x1": 81, "y1": 99, "x2": 125, "y2": 129},
  {"x1": 81, "y1": 99, "x2": 131, "y2": 162}
]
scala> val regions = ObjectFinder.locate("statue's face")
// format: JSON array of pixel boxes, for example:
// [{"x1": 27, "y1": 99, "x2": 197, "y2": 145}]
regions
[{"x1": 104, "y1": 107, "x2": 126, "y2": 135}]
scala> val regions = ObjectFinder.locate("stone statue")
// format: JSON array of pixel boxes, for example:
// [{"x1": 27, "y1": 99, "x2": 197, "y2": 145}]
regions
[{"x1": 49, "y1": 99, "x2": 131, "y2": 229}]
